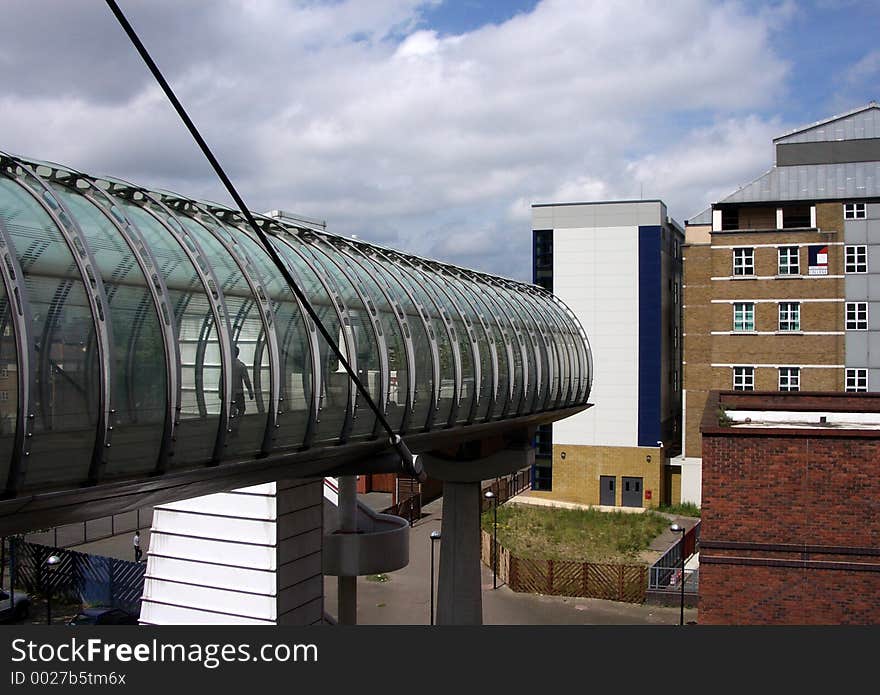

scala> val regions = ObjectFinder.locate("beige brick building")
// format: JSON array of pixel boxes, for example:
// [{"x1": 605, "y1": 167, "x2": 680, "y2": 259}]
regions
[{"x1": 680, "y1": 103, "x2": 880, "y2": 479}]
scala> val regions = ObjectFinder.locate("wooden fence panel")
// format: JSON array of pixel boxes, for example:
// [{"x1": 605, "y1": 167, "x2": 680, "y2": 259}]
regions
[
  {"x1": 550, "y1": 560, "x2": 583, "y2": 596},
  {"x1": 510, "y1": 557, "x2": 551, "y2": 594},
  {"x1": 620, "y1": 565, "x2": 647, "y2": 603},
  {"x1": 586, "y1": 564, "x2": 621, "y2": 600},
  {"x1": 480, "y1": 530, "x2": 647, "y2": 603}
]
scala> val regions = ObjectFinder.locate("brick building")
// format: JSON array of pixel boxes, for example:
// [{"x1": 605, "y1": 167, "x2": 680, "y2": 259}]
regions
[
  {"x1": 529, "y1": 200, "x2": 684, "y2": 508},
  {"x1": 699, "y1": 391, "x2": 880, "y2": 624},
  {"x1": 680, "y1": 102, "x2": 880, "y2": 502}
]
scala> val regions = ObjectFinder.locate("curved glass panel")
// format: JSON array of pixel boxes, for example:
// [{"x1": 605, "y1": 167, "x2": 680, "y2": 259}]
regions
[
  {"x1": 475, "y1": 278, "x2": 522, "y2": 417},
  {"x1": 324, "y1": 240, "x2": 410, "y2": 432},
  {"x1": 0, "y1": 176, "x2": 98, "y2": 487},
  {"x1": 452, "y1": 273, "x2": 502, "y2": 422},
  {"x1": 455, "y1": 271, "x2": 511, "y2": 420},
  {"x1": 172, "y1": 213, "x2": 267, "y2": 458},
  {"x1": 420, "y1": 264, "x2": 480, "y2": 425},
  {"x1": 299, "y1": 239, "x2": 380, "y2": 440},
  {"x1": 503, "y1": 281, "x2": 547, "y2": 411},
  {"x1": 391, "y1": 259, "x2": 458, "y2": 428},
  {"x1": 493, "y1": 281, "x2": 540, "y2": 414},
  {"x1": 0, "y1": 276, "x2": 18, "y2": 484},
  {"x1": 49, "y1": 182, "x2": 166, "y2": 477},
  {"x1": 438, "y1": 269, "x2": 491, "y2": 422},
  {"x1": 117, "y1": 199, "x2": 218, "y2": 466},
  {"x1": 227, "y1": 228, "x2": 311, "y2": 451},
  {"x1": 357, "y1": 248, "x2": 434, "y2": 432},
  {"x1": 270, "y1": 235, "x2": 349, "y2": 445}
]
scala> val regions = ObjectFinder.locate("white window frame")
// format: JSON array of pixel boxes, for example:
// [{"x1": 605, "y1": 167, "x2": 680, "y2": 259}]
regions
[
  {"x1": 778, "y1": 367, "x2": 800, "y2": 392},
  {"x1": 733, "y1": 302, "x2": 755, "y2": 332},
  {"x1": 844, "y1": 202, "x2": 867, "y2": 220},
  {"x1": 845, "y1": 368, "x2": 868, "y2": 393},
  {"x1": 846, "y1": 302, "x2": 868, "y2": 330},
  {"x1": 778, "y1": 302, "x2": 801, "y2": 332},
  {"x1": 733, "y1": 247, "x2": 755, "y2": 276},
  {"x1": 777, "y1": 246, "x2": 799, "y2": 275},
  {"x1": 845, "y1": 245, "x2": 868, "y2": 274},
  {"x1": 733, "y1": 366, "x2": 754, "y2": 391}
]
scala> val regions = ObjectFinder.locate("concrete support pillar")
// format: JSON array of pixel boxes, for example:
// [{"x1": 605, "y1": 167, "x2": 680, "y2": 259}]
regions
[
  {"x1": 337, "y1": 475, "x2": 358, "y2": 625},
  {"x1": 436, "y1": 481, "x2": 482, "y2": 625}
]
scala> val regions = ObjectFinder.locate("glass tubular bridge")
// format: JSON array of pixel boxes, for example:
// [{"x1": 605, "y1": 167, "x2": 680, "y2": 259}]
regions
[{"x1": 0, "y1": 152, "x2": 592, "y2": 500}]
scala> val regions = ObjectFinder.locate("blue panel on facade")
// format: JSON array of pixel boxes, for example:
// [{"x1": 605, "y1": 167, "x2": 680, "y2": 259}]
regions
[{"x1": 638, "y1": 226, "x2": 661, "y2": 447}]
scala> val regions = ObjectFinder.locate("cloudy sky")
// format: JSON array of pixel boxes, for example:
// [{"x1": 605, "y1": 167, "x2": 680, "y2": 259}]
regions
[{"x1": 1, "y1": 0, "x2": 877, "y2": 280}]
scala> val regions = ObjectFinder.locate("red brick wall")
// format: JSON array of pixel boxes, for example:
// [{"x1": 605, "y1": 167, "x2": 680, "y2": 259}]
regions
[
  {"x1": 700, "y1": 564, "x2": 880, "y2": 624},
  {"x1": 700, "y1": 432, "x2": 880, "y2": 624}
]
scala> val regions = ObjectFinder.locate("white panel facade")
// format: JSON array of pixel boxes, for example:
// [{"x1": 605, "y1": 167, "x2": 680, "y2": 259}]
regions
[
  {"x1": 140, "y1": 479, "x2": 324, "y2": 625},
  {"x1": 552, "y1": 226, "x2": 640, "y2": 447},
  {"x1": 147, "y1": 556, "x2": 276, "y2": 595},
  {"x1": 156, "y1": 492, "x2": 275, "y2": 519},
  {"x1": 678, "y1": 457, "x2": 703, "y2": 506}
]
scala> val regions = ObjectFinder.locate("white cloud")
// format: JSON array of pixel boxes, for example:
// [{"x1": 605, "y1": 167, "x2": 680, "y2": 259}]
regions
[{"x1": 0, "y1": 0, "x2": 792, "y2": 279}]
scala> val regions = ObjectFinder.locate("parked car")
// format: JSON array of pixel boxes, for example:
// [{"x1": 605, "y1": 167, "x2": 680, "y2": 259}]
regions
[
  {"x1": 68, "y1": 607, "x2": 138, "y2": 625},
  {"x1": 0, "y1": 587, "x2": 31, "y2": 622}
]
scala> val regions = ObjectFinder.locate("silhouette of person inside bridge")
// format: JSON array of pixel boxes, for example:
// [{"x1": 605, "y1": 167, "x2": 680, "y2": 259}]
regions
[{"x1": 230, "y1": 346, "x2": 254, "y2": 435}]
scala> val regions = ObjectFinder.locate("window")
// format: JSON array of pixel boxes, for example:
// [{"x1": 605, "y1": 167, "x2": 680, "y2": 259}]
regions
[
  {"x1": 0, "y1": 366, "x2": 7, "y2": 379},
  {"x1": 846, "y1": 302, "x2": 868, "y2": 330},
  {"x1": 844, "y1": 203, "x2": 867, "y2": 220},
  {"x1": 845, "y1": 245, "x2": 868, "y2": 273},
  {"x1": 777, "y1": 247, "x2": 799, "y2": 275},
  {"x1": 782, "y1": 205, "x2": 812, "y2": 228},
  {"x1": 845, "y1": 368, "x2": 868, "y2": 393},
  {"x1": 778, "y1": 302, "x2": 800, "y2": 331},
  {"x1": 0, "y1": 391, "x2": 7, "y2": 402},
  {"x1": 733, "y1": 367, "x2": 754, "y2": 391},
  {"x1": 721, "y1": 208, "x2": 739, "y2": 231},
  {"x1": 779, "y1": 367, "x2": 800, "y2": 391},
  {"x1": 733, "y1": 248, "x2": 754, "y2": 276},
  {"x1": 733, "y1": 302, "x2": 755, "y2": 332}
]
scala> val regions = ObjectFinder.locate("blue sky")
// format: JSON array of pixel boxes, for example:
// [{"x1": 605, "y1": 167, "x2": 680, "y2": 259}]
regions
[{"x1": 0, "y1": 1, "x2": 877, "y2": 280}]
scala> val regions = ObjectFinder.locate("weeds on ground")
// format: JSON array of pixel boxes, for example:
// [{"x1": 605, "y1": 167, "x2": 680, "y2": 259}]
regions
[
  {"x1": 656, "y1": 502, "x2": 701, "y2": 517},
  {"x1": 481, "y1": 505, "x2": 668, "y2": 564}
]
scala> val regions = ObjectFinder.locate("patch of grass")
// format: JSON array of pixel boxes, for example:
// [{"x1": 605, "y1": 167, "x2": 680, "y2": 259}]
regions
[
  {"x1": 365, "y1": 573, "x2": 389, "y2": 583},
  {"x1": 657, "y1": 502, "x2": 701, "y2": 518},
  {"x1": 482, "y1": 505, "x2": 669, "y2": 564}
]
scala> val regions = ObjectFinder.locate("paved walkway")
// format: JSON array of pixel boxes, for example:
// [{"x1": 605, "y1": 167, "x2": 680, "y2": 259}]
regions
[
  {"x1": 325, "y1": 496, "x2": 698, "y2": 625},
  {"x1": 43, "y1": 491, "x2": 697, "y2": 625},
  {"x1": 71, "y1": 529, "x2": 151, "y2": 564}
]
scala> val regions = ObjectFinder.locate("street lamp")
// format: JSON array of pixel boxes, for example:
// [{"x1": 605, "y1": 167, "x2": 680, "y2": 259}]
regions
[
  {"x1": 429, "y1": 531, "x2": 441, "y2": 625},
  {"x1": 484, "y1": 490, "x2": 498, "y2": 589},
  {"x1": 44, "y1": 555, "x2": 60, "y2": 625},
  {"x1": 670, "y1": 523, "x2": 685, "y2": 626}
]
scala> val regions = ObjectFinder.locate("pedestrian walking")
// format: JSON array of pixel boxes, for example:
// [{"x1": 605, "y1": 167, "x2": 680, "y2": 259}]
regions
[
  {"x1": 133, "y1": 530, "x2": 142, "y2": 563},
  {"x1": 220, "y1": 346, "x2": 254, "y2": 436}
]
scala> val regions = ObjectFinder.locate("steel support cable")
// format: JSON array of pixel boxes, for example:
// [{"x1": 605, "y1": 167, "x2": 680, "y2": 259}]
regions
[{"x1": 105, "y1": 0, "x2": 422, "y2": 480}]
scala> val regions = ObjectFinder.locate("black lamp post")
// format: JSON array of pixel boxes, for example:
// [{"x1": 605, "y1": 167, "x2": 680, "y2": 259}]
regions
[
  {"x1": 429, "y1": 531, "x2": 441, "y2": 625},
  {"x1": 670, "y1": 523, "x2": 685, "y2": 626},
  {"x1": 484, "y1": 490, "x2": 497, "y2": 589},
  {"x1": 45, "y1": 555, "x2": 60, "y2": 625}
]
